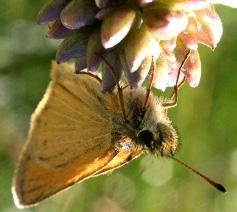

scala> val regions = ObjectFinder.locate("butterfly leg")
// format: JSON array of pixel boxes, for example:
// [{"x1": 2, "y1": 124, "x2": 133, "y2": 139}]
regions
[
  {"x1": 99, "y1": 54, "x2": 127, "y2": 122},
  {"x1": 143, "y1": 57, "x2": 155, "y2": 109},
  {"x1": 162, "y1": 50, "x2": 191, "y2": 109}
]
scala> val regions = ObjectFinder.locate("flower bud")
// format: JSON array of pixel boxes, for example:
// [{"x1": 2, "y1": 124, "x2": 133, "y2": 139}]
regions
[
  {"x1": 101, "y1": 7, "x2": 136, "y2": 48},
  {"x1": 87, "y1": 30, "x2": 105, "y2": 72},
  {"x1": 56, "y1": 30, "x2": 89, "y2": 63},
  {"x1": 101, "y1": 54, "x2": 122, "y2": 93},
  {"x1": 47, "y1": 20, "x2": 72, "y2": 39},
  {"x1": 95, "y1": 0, "x2": 109, "y2": 8},
  {"x1": 124, "y1": 24, "x2": 154, "y2": 72},
  {"x1": 153, "y1": 54, "x2": 170, "y2": 91},
  {"x1": 182, "y1": 50, "x2": 201, "y2": 87},
  {"x1": 61, "y1": 0, "x2": 97, "y2": 30},
  {"x1": 37, "y1": 0, "x2": 70, "y2": 24},
  {"x1": 128, "y1": 56, "x2": 152, "y2": 88},
  {"x1": 144, "y1": 8, "x2": 188, "y2": 40},
  {"x1": 75, "y1": 56, "x2": 87, "y2": 73},
  {"x1": 195, "y1": 8, "x2": 223, "y2": 49},
  {"x1": 137, "y1": 0, "x2": 154, "y2": 8},
  {"x1": 172, "y1": 0, "x2": 210, "y2": 11}
]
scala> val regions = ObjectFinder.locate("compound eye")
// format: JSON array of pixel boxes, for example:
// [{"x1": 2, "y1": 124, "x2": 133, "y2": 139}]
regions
[{"x1": 137, "y1": 130, "x2": 154, "y2": 149}]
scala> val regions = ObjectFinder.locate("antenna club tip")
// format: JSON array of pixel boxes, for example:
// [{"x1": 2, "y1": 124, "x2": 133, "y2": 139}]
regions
[{"x1": 217, "y1": 184, "x2": 226, "y2": 193}]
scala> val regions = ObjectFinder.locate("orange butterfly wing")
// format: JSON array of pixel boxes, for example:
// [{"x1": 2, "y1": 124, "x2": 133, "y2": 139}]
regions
[
  {"x1": 94, "y1": 138, "x2": 144, "y2": 177},
  {"x1": 12, "y1": 63, "x2": 121, "y2": 207}
]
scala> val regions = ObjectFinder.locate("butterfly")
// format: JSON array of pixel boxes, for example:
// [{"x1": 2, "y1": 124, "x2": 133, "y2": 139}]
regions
[{"x1": 12, "y1": 51, "x2": 225, "y2": 208}]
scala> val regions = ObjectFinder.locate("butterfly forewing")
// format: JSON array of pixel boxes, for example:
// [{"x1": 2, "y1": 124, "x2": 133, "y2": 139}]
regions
[{"x1": 13, "y1": 63, "x2": 125, "y2": 207}]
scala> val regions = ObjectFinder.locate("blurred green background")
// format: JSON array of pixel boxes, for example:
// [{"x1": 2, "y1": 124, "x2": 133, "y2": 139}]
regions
[{"x1": 0, "y1": 1, "x2": 237, "y2": 212}]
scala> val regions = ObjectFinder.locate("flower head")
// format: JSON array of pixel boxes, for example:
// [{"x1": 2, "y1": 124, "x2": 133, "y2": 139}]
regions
[{"x1": 37, "y1": 0, "x2": 235, "y2": 92}]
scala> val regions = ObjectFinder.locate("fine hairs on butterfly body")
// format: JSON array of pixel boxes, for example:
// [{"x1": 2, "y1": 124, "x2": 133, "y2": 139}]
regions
[
  {"x1": 12, "y1": 58, "x2": 225, "y2": 208},
  {"x1": 12, "y1": 62, "x2": 178, "y2": 208}
]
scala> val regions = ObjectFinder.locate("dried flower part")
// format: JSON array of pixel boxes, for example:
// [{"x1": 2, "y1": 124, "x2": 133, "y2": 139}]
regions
[{"x1": 38, "y1": 0, "x2": 235, "y2": 92}]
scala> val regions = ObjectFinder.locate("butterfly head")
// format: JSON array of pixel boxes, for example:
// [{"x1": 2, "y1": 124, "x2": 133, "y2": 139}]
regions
[
  {"x1": 137, "y1": 121, "x2": 179, "y2": 157},
  {"x1": 124, "y1": 90, "x2": 179, "y2": 157}
]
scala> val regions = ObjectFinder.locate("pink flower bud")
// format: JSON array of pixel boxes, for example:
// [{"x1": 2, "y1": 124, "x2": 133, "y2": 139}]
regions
[
  {"x1": 180, "y1": 8, "x2": 223, "y2": 49},
  {"x1": 195, "y1": 8, "x2": 223, "y2": 49},
  {"x1": 124, "y1": 24, "x2": 158, "y2": 72},
  {"x1": 173, "y1": 0, "x2": 210, "y2": 11},
  {"x1": 137, "y1": 0, "x2": 154, "y2": 8},
  {"x1": 127, "y1": 56, "x2": 152, "y2": 89},
  {"x1": 153, "y1": 54, "x2": 170, "y2": 91},
  {"x1": 144, "y1": 8, "x2": 188, "y2": 40},
  {"x1": 101, "y1": 7, "x2": 136, "y2": 49},
  {"x1": 182, "y1": 50, "x2": 201, "y2": 87}
]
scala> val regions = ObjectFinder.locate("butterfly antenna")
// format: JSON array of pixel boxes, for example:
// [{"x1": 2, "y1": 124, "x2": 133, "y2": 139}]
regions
[
  {"x1": 143, "y1": 57, "x2": 155, "y2": 109},
  {"x1": 170, "y1": 156, "x2": 226, "y2": 193},
  {"x1": 98, "y1": 54, "x2": 127, "y2": 122}
]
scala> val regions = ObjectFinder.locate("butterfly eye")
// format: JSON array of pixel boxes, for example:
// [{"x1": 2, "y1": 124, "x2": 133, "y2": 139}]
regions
[{"x1": 137, "y1": 130, "x2": 154, "y2": 149}]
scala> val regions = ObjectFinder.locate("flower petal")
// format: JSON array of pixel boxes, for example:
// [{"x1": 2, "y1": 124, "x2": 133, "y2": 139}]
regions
[
  {"x1": 127, "y1": 56, "x2": 152, "y2": 88},
  {"x1": 173, "y1": 0, "x2": 210, "y2": 11},
  {"x1": 180, "y1": 8, "x2": 223, "y2": 49},
  {"x1": 96, "y1": 8, "x2": 112, "y2": 20},
  {"x1": 101, "y1": 54, "x2": 122, "y2": 93},
  {"x1": 182, "y1": 50, "x2": 201, "y2": 87},
  {"x1": 61, "y1": 0, "x2": 97, "y2": 30},
  {"x1": 95, "y1": 0, "x2": 110, "y2": 8},
  {"x1": 56, "y1": 30, "x2": 89, "y2": 63},
  {"x1": 124, "y1": 24, "x2": 157, "y2": 72},
  {"x1": 75, "y1": 56, "x2": 87, "y2": 73},
  {"x1": 37, "y1": 0, "x2": 70, "y2": 24},
  {"x1": 167, "y1": 41, "x2": 189, "y2": 87},
  {"x1": 101, "y1": 7, "x2": 136, "y2": 49},
  {"x1": 195, "y1": 8, "x2": 223, "y2": 49},
  {"x1": 87, "y1": 30, "x2": 105, "y2": 72},
  {"x1": 153, "y1": 55, "x2": 170, "y2": 91},
  {"x1": 47, "y1": 20, "x2": 72, "y2": 39},
  {"x1": 137, "y1": 0, "x2": 154, "y2": 8},
  {"x1": 144, "y1": 8, "x2": 188, "y2": 40}
]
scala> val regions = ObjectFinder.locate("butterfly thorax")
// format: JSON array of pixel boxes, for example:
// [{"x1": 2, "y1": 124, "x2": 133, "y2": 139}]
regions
[{"x1": 111, "y1": 89, "x2": 179, "y2": 157}]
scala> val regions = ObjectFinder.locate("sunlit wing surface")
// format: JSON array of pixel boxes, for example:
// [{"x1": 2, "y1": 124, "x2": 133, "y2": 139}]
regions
[
  {"x1": 13, "y1": 63, "x2": 121, "y2": 207},
  {"x1": 94, "y1": 141, "x2": 144, "y2": 176}
]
